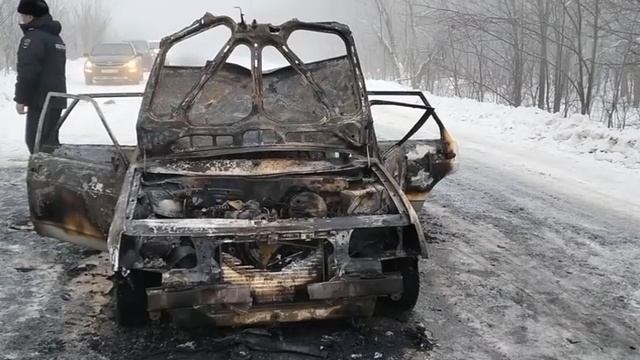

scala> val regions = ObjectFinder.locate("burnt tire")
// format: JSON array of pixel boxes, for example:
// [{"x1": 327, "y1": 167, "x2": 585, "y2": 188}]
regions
[
  {"x1": 376, "y1": 257, "x2": 420, "y2": 316},
  {"x1": 114, "y1": 270, "x2": 160, "y2": 327}
]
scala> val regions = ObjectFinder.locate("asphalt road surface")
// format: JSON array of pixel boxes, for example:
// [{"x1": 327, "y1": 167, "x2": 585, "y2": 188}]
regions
[{"x1": 0, "y1": 149, "x2": 638, "y2": 359}]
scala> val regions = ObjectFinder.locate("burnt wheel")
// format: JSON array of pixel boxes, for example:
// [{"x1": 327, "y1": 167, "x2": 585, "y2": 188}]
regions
[
  {"x1": 114, "y1": 270, "x2": 160, "y2": 327},
  {"x1": 376, "y1": 257, "x2": 420, "y2": 316}
]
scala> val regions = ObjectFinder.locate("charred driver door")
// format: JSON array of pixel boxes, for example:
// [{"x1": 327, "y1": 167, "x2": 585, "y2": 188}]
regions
[
  {"x1": 27, "y1": 92, "x2": 141, "y2": 251},
  {"x1": 368, "y1": 91, "x2": 458, "y2": 211}
]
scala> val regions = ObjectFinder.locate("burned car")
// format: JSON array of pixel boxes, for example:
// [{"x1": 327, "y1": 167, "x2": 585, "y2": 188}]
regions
[{"x1": 27, "y1": 14, "x2": 457, "y2": 327}]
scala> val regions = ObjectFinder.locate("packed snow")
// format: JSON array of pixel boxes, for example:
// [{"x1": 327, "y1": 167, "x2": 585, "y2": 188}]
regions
[{"x1": 1, "y1": 60, "x2": 638, "y2": 212}]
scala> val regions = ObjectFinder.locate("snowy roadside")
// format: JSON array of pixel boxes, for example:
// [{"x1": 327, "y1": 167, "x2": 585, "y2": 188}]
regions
[
  {"x1": 368, "y1": 80, "x2": 640, "y2": 215},
  {"x1": 367, "y1": 80, "x2": 640, "y2": 170}
]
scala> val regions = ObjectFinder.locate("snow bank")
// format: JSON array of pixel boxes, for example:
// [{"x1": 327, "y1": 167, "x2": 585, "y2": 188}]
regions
[
  {"x1": 367, "y1": 80, "x2": 640, "y2": 169},
  {"x1": 0, "y1": 71, "x2": 28, "y2": 166}
]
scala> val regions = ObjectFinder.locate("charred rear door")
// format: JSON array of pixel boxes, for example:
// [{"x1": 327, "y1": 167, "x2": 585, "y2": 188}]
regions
[
  {"x1": 369, "y1": 91, "x2": 458, "y2": 211},
  {"x1": 27, "y1": 93, "x2": 140, "y2": 250}
]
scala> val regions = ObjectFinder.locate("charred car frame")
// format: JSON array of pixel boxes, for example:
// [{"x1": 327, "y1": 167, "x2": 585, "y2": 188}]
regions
[{"x1": 27, "y1": 14, "x2": 457, "y2": 327}]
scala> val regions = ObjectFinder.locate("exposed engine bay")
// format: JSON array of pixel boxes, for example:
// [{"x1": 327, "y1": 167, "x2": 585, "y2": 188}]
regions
[
  {"x1": 124, "y1": 166, "x2": 398, "y2": 304},
  {"x1": 139, "y1": 172, "x2": 392, "y2": 221}
]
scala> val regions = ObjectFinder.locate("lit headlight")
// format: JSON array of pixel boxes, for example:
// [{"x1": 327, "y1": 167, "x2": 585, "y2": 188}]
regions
[
  {"x1": 125, "y1": 59, "x2": 138, "y2": 72},
  {"x1": 84, "y1": 60, "x2": 93, "y2": 72}
]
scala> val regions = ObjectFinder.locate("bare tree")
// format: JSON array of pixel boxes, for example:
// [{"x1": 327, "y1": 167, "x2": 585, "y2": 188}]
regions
[
  {"x1": 535, "y1": 0, "x2": 551, "y2": 110},
  {"x1": 0, "y1": 0, "x2": 112, "y2": 72},
  {"x1": 0, "y1": 0, "x2": 22, "y2": 72},
  {"x1": 71, "y1": 0, "x2": 110, "y2": 56},
  {"x1": 372, "y1": 0, "x2": 403, "y2": 79}
]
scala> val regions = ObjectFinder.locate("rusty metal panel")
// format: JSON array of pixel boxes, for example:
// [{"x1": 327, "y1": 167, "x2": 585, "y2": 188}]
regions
[
  {"x1": 124, "y1": 214, "x2": 410, "y2": 237},
  {"x1": 27, "y1": 148, "x2": 127, "y2": 250},
  {"x1": 221, "y1": 251, "x2": 323, "y2": 303},
  {"x1": 168, "y1": 299, "x2": 377, "y2": 327},
  {"x1": 307, "y1": 275, "x2": 403, "y2": 300},
  {"x1": 144, "y1": 159, "x2": 358, "y2": 177},
  {"x1": 147, "y1": 284, "x2": 251, "y2": 311}
]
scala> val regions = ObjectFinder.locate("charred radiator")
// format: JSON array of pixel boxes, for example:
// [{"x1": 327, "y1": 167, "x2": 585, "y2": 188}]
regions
[{"x1": 220, "y1": 249, "x2": 324, "y2": 304}]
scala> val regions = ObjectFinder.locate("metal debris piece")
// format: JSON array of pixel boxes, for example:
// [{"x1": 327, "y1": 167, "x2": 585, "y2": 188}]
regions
[
  {"x1": 242, "y1": 333, "x2": 328, "y2": 358},
  {"x1": 406, "y1": 322, "x2": 437, "y2": 352},
  {"x1": 230, "y1": 344, "x2": 252, "y2": 360},
  {"x1": 176, "y1": 341, "x2": 196, "y2": 351},
  {"x1": 8, "y1": 221, "x2": 34, "y2": 231}
]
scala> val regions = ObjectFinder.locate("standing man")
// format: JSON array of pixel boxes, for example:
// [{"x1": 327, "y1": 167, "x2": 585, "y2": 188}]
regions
[{"x1": 14, "y1": 0, "x2": 66, "y2": 154}]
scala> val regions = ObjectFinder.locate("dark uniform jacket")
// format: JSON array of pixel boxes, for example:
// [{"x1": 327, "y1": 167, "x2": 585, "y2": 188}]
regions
[{"x1": 14, "y1": 14, "x2": 67, "y2": 110}]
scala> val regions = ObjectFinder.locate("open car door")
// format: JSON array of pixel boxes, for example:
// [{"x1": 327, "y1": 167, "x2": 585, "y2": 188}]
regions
[
  {"x1": 369, "y1": 90, "x2": 458, "y2": 211},
  {"x1": 27, "y1": 92, "x2": 141, "y2": 251}
]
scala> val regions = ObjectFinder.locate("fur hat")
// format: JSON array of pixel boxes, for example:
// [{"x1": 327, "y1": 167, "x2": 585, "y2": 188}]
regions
[{"x1": 17, "y1": 0, "x2": 49, "y2": 17}]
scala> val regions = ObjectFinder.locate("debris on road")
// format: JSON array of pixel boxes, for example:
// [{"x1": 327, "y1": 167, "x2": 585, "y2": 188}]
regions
[
  {"x1": 8, "y1": 221, "x2": 34, "y2": 231},
  {"x1": 14, "y1": 266, "x2": 36, "y2": 273},
  {"x1": 405, "y1": 322, "x2": 437, "y2": 352},
  {"x1": 176, "y1": 341, "x2": 196, "y2": 351}
]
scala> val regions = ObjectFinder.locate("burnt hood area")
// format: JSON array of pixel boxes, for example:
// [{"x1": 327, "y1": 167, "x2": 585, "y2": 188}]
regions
[{"x1": 137, "y1": 14, "x2": 371, "y2": 158}]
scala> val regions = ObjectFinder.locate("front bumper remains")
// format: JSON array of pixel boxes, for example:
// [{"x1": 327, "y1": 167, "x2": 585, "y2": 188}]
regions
[{"x1": 146, "y1": 275, "x2": 403, "y2": 326}]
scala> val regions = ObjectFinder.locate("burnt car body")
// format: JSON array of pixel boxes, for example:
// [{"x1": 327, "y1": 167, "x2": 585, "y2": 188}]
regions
[
  {"x1": 27, "y1": 14, "x2": 457, "y2": 327},
  {"x1": 149, "y1": 40, "x2": 161, "y2": 59}
]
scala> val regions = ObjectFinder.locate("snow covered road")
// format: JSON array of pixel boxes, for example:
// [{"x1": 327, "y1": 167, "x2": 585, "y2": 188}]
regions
[
  {"x1": 420, "y1": 149, "x2": 640, "y2": 360},
  {"x1": 0, "y1": 144, "x2": 637, "y2": 359}
]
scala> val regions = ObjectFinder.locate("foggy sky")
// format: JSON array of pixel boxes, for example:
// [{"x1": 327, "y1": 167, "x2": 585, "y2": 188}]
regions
[
  {"x1": 45, "y1": 0, "x2": 382, "y2": 75},
  {"x1": 104, "y1": 0, "x2": 367, "y2": 41}
]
